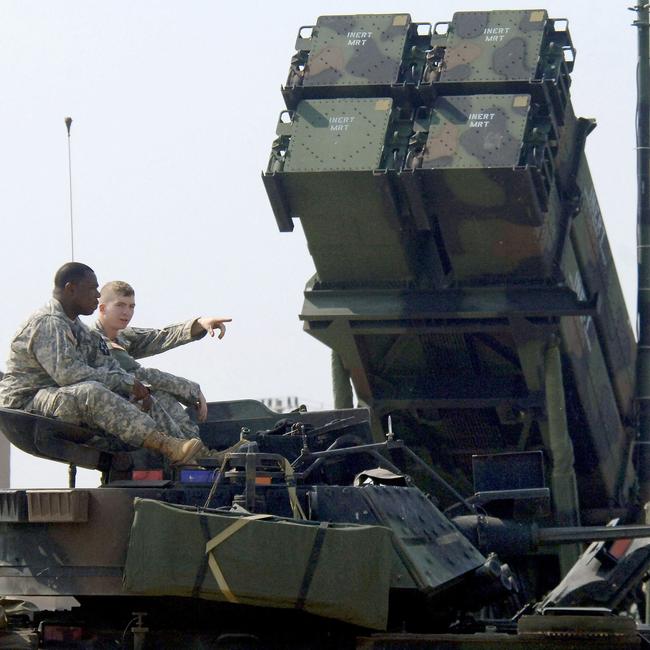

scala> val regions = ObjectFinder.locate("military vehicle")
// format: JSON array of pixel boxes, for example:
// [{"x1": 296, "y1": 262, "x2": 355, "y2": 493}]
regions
[{"x1": 1, "y1": 5, "x2": 650, "y2": 649}]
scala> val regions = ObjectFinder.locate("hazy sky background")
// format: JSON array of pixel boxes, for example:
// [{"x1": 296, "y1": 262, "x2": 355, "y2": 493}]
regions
[{"x1": 0, "y1": 1, "x2": 638, "y2": 488}]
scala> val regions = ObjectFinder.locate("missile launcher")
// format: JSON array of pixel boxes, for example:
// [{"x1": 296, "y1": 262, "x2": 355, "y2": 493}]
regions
[
  {"x1": 1, "y1": 7, "x2": 649, "y2": 648},
  {"x1": 265, "y1": 9, "x2": 637, "y2": 530}
]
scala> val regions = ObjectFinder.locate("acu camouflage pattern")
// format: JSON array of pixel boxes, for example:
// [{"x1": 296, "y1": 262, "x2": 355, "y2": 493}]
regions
[
  {"x1": 28, "y1": 381, "x2": 159, "y2": 448},
  {"x1": 0, "y1": 299, "x2": 162, "y2": 447},
  {"x1": 93, "y1": 319, "x2": 202, "y2": 440},
  {"x1": 0, "y1": 299, "x2": 134, "y2": 410},
  {"x1": 115, "y1": 318, "x2": 203, "y2": 360},
  {"x1": 108, "y1": 347, "x2": 200, "y2": 440},
  {"x1": 264, "y1": 10, "x2": 637, "y2": 520},
  {"x1": 91, "y1": 318, "x2": 201, "y2": 404}
]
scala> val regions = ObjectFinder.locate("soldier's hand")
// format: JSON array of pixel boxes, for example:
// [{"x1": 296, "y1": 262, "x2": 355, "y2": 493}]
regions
[
  {"x1": 197, "y1": 391, "x2": 208, "y2": 423},
  {"x1": 132, "y1": 379, "x2": 150, "y2": 402},
  {"x1": 141, "y1": 393, "x2": 153, "y2": 413},
  {"x1": 196, "y1": 316, "x2": 232, "y2": 339}
]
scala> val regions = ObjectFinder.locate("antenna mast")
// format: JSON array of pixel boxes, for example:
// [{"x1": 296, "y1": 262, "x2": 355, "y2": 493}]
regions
[
  {"x1": 635, "y1": 1, "x2": 650, "y2": 499},
  {"x1": 65, "y1": 116, "x2": 74, "y2": 261}
]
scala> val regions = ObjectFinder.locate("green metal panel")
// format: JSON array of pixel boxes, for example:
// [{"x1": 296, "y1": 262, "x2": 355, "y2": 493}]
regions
[
  {"x1": 283, "y1": 98, "x2": 393, "y2": 173},
  {"x1": 440, "y1": 10, "x2": 548, "y2": 83},
  {"x1": 289, "y1": 172, "x2": 419, "y2": 285},
  {"x1": 408, "y1": 93, "x2": 564, "y2": 283},
  {"x1": 266, "y1": 97, "x2": 444, "y2": 286},
  {"x1": 559, "y1": 243, "x2": 631, "y2": 505},
  {"x1": 302, "y1": 14, "x2": 411, "y2": 88},
  {"x1": 571, "y1": 155, "x2": 636, "y2": 423},
  {"x1": 360, "y1": 486, "x2": 486, "y2": 591},
  {"x1": 426, "y1": 172, "x2": 560, "y2": 282},
  {"x1": 421, "y1": 94, "x2": 531, "y2": 169}
]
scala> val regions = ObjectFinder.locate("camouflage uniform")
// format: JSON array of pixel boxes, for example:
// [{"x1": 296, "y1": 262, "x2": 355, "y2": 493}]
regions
[
  {"x1": 114, "y1": 318, "x2": 205, "y2": 360},
  {"x1": 0, "y1": 299, "x2": 162, "y2": 447},
  {"x1": 92, "y1": 319, "x2": 204, "y2": 440}
]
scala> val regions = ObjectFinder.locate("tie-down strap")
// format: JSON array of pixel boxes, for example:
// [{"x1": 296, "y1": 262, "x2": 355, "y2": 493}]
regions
[
  {"x1": 205, "y1": 513, "x2": 272, "y2": 603},
  {"x1": 204, "y1": 515, "x2": 329, "y2": 607}
]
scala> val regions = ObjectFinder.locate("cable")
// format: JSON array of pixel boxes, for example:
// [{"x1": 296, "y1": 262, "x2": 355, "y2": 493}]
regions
[{"x1": 121, "y1": 616, "x2": 139, "y2": 647}]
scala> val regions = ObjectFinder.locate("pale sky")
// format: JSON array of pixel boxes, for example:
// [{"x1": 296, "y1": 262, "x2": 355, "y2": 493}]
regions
[{"x1": 0, "y1": 1, "x2": 639, "y2": 488}]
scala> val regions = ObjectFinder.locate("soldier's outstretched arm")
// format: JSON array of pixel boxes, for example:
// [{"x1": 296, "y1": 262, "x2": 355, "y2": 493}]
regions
[
  {"x1": 32, "y1": 318, "x2": 134, "y2": 393},
  {"x1": 122, "y1": 319, "x2": 206, "y2": 360},
  {"x1": 123, "y1": 316, "x2": 231, "y2": 359}
]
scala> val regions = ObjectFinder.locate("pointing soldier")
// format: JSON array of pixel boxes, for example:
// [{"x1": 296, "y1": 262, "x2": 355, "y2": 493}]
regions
[
  {"x1": 93, "y1": 280, "x2": 231, "y2": 440},
  {"x1": 0, "y1": 263, "x2": 211, "y2": 464}
]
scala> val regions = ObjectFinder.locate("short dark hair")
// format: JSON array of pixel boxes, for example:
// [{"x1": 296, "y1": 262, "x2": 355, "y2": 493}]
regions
[{"x1": 54, "y1": 262, "x2": 95, "y2": 290}]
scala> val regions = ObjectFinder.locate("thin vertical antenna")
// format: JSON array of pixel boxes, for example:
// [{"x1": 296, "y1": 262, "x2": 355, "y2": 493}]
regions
[
  {"x1": 635, "y1": 1, "x2": 650, "y2": 501},
  {"x1": 65, "y1": 116, "x2": 74, "y2": 261},
  {"x1": 64, "y1": 116, "x2": 76, "y2": 489}
]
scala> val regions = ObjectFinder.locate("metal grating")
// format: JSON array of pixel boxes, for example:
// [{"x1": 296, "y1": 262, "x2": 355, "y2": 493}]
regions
[
  {"x1": 420, "y1": 332, "x2": 473, "y2": 374},
  {"x1": 361, "y1": 485, "x2": 485, "y2": 592},
  {"x1": 27, "y1": 490, "x2": 89, "y2": 523}
]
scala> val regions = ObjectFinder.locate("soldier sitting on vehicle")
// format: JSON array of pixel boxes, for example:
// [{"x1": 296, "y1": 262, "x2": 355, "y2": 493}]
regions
[
  {"x1": 92, "y1": 280, "x2": 229, "y2": 442},
  {"x1": 0, "y1": 262, "x2": 221, "y2": 465}
]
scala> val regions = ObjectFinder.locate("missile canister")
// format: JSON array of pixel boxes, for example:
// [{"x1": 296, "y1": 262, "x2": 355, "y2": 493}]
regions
[{"x1": 264, "y1": 10, "x2": 637, "y2": 524}]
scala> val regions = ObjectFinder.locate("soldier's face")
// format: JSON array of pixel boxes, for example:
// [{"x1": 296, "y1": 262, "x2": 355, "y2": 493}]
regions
[
  {"x1": 71, "y1": 273, "x2": 101, "y2": 316},
  {"x1": 100, "y1": 294, "x2": 136, "y2": 331}
]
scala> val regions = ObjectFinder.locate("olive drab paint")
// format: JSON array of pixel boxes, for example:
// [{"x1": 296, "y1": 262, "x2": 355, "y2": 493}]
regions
[{"x1": 264, "y1": 10, "x2": 637, "y2": 545}]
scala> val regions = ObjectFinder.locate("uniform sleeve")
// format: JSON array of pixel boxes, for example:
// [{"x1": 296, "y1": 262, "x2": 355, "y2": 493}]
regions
[
  {"x1": 121, "y1": 319, "x2": 205, "y2": 360},
  {"x1": 134, "y1": 367, "x2": 200, "y2": 406},
  {"x1": 30, "y1": 318, "x2": 135, "y2": 394},
  {"x1": 108, "y1": 344, "x2": 142, "y2": 374}
]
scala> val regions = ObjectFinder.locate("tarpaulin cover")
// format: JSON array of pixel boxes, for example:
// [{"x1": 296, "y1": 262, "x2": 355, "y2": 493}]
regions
[{"x1": 123, "y1": 498, "x2": 392, "y2": 630}]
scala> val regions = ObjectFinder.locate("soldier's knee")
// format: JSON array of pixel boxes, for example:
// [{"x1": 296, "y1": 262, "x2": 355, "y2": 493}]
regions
[
  {"x1": 74, "y1": 380, "x2": 106, "y2": 392},
  {"x1": 73, "y1": 381, "x2": 113, "y2": 400}
]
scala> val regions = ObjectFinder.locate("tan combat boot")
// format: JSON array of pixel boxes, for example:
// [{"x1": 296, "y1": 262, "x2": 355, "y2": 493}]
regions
[
  {"x1": 142, "y1": 431, "x2": 203, "y2": 465},
  {"x1": 195, "y1": 438, "x2": 249, "y2": 464}
]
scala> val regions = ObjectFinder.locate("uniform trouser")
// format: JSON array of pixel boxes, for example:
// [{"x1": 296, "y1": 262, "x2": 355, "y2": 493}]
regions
[
  {"x1": 30, "y1": 381, "x2": 161, "y2": 447},
  {"x1": 147, "y1": 390, "x2": 199, "y2": 440}
]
